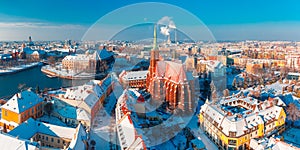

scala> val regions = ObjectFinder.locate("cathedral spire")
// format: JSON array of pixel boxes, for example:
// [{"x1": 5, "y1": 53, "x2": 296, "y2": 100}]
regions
[{"x1": 153, "y1": 24, "x2": 157, "y2": 50}]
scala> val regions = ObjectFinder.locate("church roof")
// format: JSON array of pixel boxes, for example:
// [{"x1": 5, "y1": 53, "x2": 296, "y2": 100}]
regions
[{"x1": 155, "y1": 60, "x2": 190, "y2": 83}]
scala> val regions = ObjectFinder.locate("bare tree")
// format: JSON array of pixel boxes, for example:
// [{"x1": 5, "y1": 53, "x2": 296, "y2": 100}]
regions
[
  {"x1": 223, "y1": 89, "x2": 230, "y2": 97},
  {"x1": 48, "y1": 56, "x2": 56, "y2": 67},
  {"x1": 211, "y1": 90, "x2": 218, "y2": 104},
  {"x1": 44, "y1": 102, "x2": 53, "y2": 117},
  {"x1": 280, "y1": 66, "x2": 289, "y2": 78},
  {"x1": 232, "y1": 78, "x2": 237, "y2": 87},
  {"x1": 18, "y1": 83, "x2": 26, "y2": 91},
  {"x1": 286, "y1": 103, "x2": 300, "y2": 126}
]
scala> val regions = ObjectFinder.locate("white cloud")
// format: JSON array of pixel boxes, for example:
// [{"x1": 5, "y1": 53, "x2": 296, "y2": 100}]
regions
[
  {"x1": 0, "y1": 21, "x2": 88, "y2": 41},
  {"x1": 0, "y1": 22, "x2": 85, "y2": 29}
]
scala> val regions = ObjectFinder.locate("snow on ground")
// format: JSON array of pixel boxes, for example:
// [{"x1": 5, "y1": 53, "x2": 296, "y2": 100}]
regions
[
  {"x1": 90, "y1": 76, "x2": 122, "y2": 150},
  {"x1": 265, "y1": 81, "x2": 289, "y2": 95},
  {"x1": 188, "y1": 115, "x2": 218, "y2": 150},
  {"x1": 282, "y1": 128, "x2": 300, "y2": 148},
  {"x1": 90, "y1": 108, "x2": 115, "y2": 149},
  {"x1": 36, "y1": 115, "x2": 67, "y2": 127},
  {"x1": 0, "y1": 62, "x2": 40, "y2": 74}
]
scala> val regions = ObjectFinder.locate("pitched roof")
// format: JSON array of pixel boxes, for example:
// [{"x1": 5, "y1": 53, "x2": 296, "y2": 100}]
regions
[
  {"x1": 63, "y1": 82, "x2": 105, "y2": 112},
  {"x1": 1, "y1": 90, "x2": 43, "y2": 113},
  {"x1": 155, "y1": 60, "x2": 189, "y2": 83},
  {"x1": 201, "y1": 97, "x2": 285, "y2": 137},
  {"x1": 67, "y1": 124, "x2": 87, "y2": 150},
  {"x1": 121, "y1": 71, "x2": 148, "y2": 81},
  {"x1": 8, "y1": 118, "x2": 76, "y2": 140},
  {"x1": 0, "y1": 133, "x2": 39, "y2": 150},
  {"x1": 93, "y1": 48, "x2": 114, "y2": 61}
]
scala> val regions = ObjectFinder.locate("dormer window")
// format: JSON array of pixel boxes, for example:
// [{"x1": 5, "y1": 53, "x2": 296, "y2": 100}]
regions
[{"x1": 229, "y1": 131, "x2": 236, "y2": 137}]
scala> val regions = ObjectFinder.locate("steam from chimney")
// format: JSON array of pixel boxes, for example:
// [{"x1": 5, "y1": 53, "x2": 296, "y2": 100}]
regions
[
  {"x1": 158, "y1": 16, "x2": 176, "y2": 36},
  {"x1": 160, "y1": 26, "x2": 170, "y2": 36}
]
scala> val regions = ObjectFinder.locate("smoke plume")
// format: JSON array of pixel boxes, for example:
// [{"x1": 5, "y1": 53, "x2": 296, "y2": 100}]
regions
[{"x1": 158, "y1": 16, "x2": 176, "y2": 36}]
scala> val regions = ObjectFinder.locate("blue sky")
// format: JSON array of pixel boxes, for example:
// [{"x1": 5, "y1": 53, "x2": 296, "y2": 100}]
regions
[{"x1": 1, "y1": 0, "x2": 300, "y2": 41}]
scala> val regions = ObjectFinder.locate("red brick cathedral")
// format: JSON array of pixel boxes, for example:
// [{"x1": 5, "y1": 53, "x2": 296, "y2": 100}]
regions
[{"x1": 146, "y1": 25, "x2": 195, "y2": 113}]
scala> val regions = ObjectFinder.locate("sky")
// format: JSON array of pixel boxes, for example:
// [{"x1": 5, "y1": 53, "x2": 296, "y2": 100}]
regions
[{"x1": 0, "y1": 0, "x2": 300, "y2": 41}]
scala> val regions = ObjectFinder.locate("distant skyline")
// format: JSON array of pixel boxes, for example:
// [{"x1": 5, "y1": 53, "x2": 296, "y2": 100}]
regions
[{"x1": 1, "y1": 0, "x2": 300, "y2": 41}]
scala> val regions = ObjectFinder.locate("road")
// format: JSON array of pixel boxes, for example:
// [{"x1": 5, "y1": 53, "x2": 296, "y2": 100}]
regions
[{"x1": 188, "y1": 116, "x2": 218, "y2": 150}]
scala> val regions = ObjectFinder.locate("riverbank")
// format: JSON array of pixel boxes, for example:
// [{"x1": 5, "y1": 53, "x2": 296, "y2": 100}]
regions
[
  {"x1": 0, "y1": 62, "x2": 42, "y2": 76},
  {"x1": 0, "y1": 65, "x2": 90, "y2": 98},
  {"x1": 41, "y1": 65, "x2": 107, "y2": 80}
]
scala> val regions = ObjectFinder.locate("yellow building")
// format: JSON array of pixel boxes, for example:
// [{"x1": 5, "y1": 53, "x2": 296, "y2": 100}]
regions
[
  {"x1": 245, "y1": 63, "x2": 263, "y2": 74},
  {"x1": 199, "y1": 96, "x2": 286, "y2": 150},
  {"x1": 0, "y1": 90, "x2": 43, "y2": 131}
]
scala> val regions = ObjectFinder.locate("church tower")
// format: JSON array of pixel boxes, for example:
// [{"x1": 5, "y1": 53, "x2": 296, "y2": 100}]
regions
[{"x1": 146, "y1": 25, "x2": 160, "y2": 91}]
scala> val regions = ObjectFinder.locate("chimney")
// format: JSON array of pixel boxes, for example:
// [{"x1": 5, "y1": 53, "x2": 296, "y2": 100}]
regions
[{"x1": 174, "y1": 28, "x2": 177, "y2": 44}]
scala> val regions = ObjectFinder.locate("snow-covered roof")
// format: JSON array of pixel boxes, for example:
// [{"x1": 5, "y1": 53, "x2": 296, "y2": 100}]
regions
[
  {"x1": 8, "y1": 118, "x2": 76, "y2": 140},
  {"x1": 249, "y1": 138, "x2": 265, "y2": 150},
  {"x1": 62, "y1": 54, "x2": 93, "y2": 61},
  {"x1": 116, "y1": 114, "x2": 145, "y2": 150},
  {"x1": 201, "y1": 96, "x2": 285, "y2": 137},
  {"x1": 84, "y1": 94, "x2": 99, "y2": 109},
  {"x1": 31, "y1": 51, "x2": 39, "y2": 55},
  {"x1": 1, "y1": 90, "x2": 43, "y2": 114},
  {"x1": 63, "y1": 55, "x2": 77, "y2": 61},
  {"x1": 266, "y1": 81, "x2": 289, "y2": 94},
  {"x1": 0, "y1": 133, "x2": 39, "y2": 150},
  {"x1": 63, "y1": 82, "x2": 105, "y2": 111},
  {"x1": 199, "y1": 60, "x2": 224, "y2": 69},
  {"x1": 155, "y1": 60, "x2": 191, "y2": 83},
  {"x1": 93, "y1": 48, "x2": 114, "y2": 61},
  {"x1": 121, "y1": 70, "x2": 148, "y2": 81},
  {"x1": 67, "y1": 124, "x2": 87, "y2": 150},
  {"x1": 76, "y1": 108, "x2": 91, "y2": 121},
  {"x1": 57, "y1": 106, "x2": 77, "y2": 119}
]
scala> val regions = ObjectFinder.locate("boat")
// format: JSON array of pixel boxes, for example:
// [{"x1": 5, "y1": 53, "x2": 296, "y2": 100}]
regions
[{"x1": 46, "y1": 74, "x2": 57, "y2": 78}]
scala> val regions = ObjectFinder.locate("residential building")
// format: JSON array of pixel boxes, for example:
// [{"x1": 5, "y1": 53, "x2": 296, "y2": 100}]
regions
[
  {"x1": 0, "y1": 90, "x2": 43, "y2": 131},
  {"x1": 7, "y1": 118, "x2": 88, "y2": 149},
  {"x1": 119, "y1": 70, "x2": 148, "y2": 89},
  {"x1": 249, "y1": 137, "x2": 300, "y2": 150},
  {"x1": 198, "y1": 60, "x2": 226, "y2": 78},
  {"x1": 199, "y1": 95, "x2": 286, "y2": 150},
  {"x1": 61, "y1": 48, "x2": 115, "y2": 74},
  {"x1": 0, "y1": 133, "x2": 39, "y2": 150},
  {"x1": 245, "y1": 63, "x2": 263, "y2": 74},
  {"x1": 56, "y1": 76, "x2": 113, "y2": 127}
]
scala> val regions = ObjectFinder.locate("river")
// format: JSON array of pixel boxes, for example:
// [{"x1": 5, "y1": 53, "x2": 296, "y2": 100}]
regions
[{"x1": 0, "y1": 66, "x2": 89, "y2": 98}]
